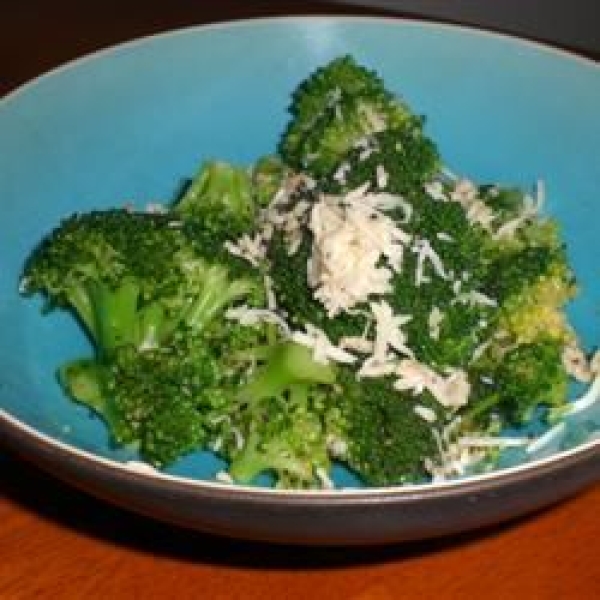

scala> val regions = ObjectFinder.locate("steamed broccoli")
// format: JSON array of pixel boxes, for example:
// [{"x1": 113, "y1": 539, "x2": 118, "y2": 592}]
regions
[
  {"x1": 279, "y1": 55, "x2": 422, "y2": 180},
  {"x1": 21, "y1": 209, "x2": 263, "y2": 359},
  {"x1": 466, "y1": 338, "x2": 569, "y2": 429},
  {"x1": 22, "y1": 210, "x2": 189, "y2": 357},
  {"x1": 21, "y1": 167, "x2": 267, "y2": 468},
  {"x1": 329, "y1": 369, "x2": 440, "y2": 486},
  {"x1": 20, "y1": 55, "x2": 585, "y2": 490},
  {"x1": 59, "y1": 330, "x2": 218, "y2": 466},
  {"x1": 212, "y1": 341, "x2": 336, "y2": 487},
  {"x1": 324, "y1": 125, "x2": 441, "y2": 197}
]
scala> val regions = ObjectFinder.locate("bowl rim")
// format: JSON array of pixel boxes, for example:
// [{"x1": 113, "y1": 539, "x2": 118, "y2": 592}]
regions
[
  {"x1": 2, "y1": 408, "x2": 598, "y2": 501},
  {"x1": 2, "y1": 15, "x2": 598, "y2": 106},
  {"x1": 1, "y1": 15, "x2": 599, "y2": 500}
]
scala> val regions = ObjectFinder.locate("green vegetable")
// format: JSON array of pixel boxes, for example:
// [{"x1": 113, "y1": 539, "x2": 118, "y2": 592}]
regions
[
  {"x1": 20, "y1": 55, "x2": 585, "y2": 488},
  {"x1": 279, "y1": 55, "x2": 419, "y2": 180},
  {"x1": 212, "y1": 341, "x2": 336, "y2": 487},
  {"x1": 330, "y1": 369, "x2": 439, "y2": 486}
]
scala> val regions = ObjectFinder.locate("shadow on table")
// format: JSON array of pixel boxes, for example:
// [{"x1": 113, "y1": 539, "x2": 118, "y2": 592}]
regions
[{"x1": 0, "y1": 452, "x2": 569, "y2": 568}]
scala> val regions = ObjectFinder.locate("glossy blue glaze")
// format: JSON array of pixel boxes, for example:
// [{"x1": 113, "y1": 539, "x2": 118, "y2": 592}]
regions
[{"x1": 1, "y1": 18, "x2": 599, "y2": 485}]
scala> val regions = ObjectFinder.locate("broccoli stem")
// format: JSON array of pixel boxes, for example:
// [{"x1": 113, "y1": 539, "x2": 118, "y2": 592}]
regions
[
  {"x1": 58, "y1": 358, "x2": 107, "y2": 411},
  {"x1": 227, "y1": 430, "x2": 271, "y2": 483},
  {"x1": 67, "y1": 284, "x2": 96, "y2": 340},
  {"x1": 135, "y1": 302, "x2": 168, "y2": 350},
  {"x1": 88, "y1": 278, "x2": 141, "y2": 357},
  {"x1": 241, "y1": 342, "x2": 336, "y2": 403},
  {"x1": 183, "y1": 265, "x2": 256, "y2": 332},
  {"x1": 228, "y1": 428, "x2": 316, "y2": 484}
]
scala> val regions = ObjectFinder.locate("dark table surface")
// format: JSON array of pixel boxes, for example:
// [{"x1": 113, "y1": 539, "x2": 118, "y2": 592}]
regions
[{"x1": 2, "y1": 3, "x2": 599, "y2": 599}]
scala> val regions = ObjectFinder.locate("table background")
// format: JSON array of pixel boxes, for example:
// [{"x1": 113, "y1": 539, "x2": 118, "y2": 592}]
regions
[{"x1": 2, "y1": 2, "x2": 599, "y2": 599}]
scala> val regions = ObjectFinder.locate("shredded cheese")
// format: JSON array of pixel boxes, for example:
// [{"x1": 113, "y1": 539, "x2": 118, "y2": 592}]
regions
[
  {"x1": 224, "y1": 233, "x2": 266, "y2": 267},
  {"x1": 414, "y1": 405, "x2": 437, "y2": 423},
  {"x1": 215, "y1": 470, "x2": 234, "y2": 484},
  {"x1": 225, "y1": 305, "x2": 290, "y2": 334},
  {"x1": 263, "y1": 274, "x2": 277, "y2": 311},
  {"x1": 307, "y1": 186, "x2": 411, "y2": 316},
  {"x1": 376, "y1": 164, "x2": 389, "y2": 189},
  {"x1": 562, "y1": 341, "x2": 593, "y2": 383},
  {"x1": 424, "y1": 181, "x2": 447, "y2": 202},
  {"x1": 412, "y1": 238, "x2": 448, "y2": 286},
  {"x1": 450, "y1": 178, "x2": 495, "y2": 230},
  {"x1": 291, "y1": 324, "x2": 357, "y2": 365},
  {"x1": 370, "y1": 300, "x2": 413, "y2": 362},
  {"x1": 394, "y1": 359, "x2": 471, "y2": 409},
  {"x1": 428, "y1": 307, "x2": 444, "y2": 340}
]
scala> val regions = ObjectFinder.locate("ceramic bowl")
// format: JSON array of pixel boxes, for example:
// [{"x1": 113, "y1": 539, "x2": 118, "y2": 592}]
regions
[{"x1": 1, "y1": 17, "x2": 599, "y2": 545}]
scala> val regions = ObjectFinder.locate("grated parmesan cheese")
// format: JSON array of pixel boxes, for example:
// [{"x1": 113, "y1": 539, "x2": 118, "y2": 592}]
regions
[
  {"x1": 412, "y1": 238, "x2": 448, "y2": 286},
  {"x1": 453, "y1": 289, "x2": 497, "y2": 308},
  {"x1": 424, "y1": 181, "x2": 447, "y2": 202},
  {"x1": 358, "y1": 356, "x2": 399, "y2": 378},
  {"x1": 414, "y1": 405, "x2": 437, "y2": 423},
  {"x1": 225, "y1": 305, "x2": 290, "y2": 334},
  {"x1": 307, "y1": 187, "x2": 411, "y2": 316},
  {"x1": 215, "y1": 470, "x2": 234, "y2": 484},
  {"x1": 291, "y1": 324, "x2": 357, "y2": 365},
  {"x1": 450, "y1": 178, "x2": 495, "y2": 230},
  {"x1": 263, "y1": 274, "x2": 277, "y2": 311},
  {"x1": 315, "y1": 466, "x2": 335, "y2": 490},
  {"x1": 125, "y1": 461, "x2": 158, "y2": 474},
  {"x1": 376, "y1": 164, "x2": 389, "y2": 189},
  {"x1": 224, "y1": 233, "x2": 266, "y2": 267},
  {"x1": 562, "y1": 341, "x2": 593, "y2": 383},
  {"x1": 394, "y1": 359, "x2": 470, "y2": 409},
  {"x1": 428, "y1": 306, "x2": 444, "y2": 340},
  {"x1": 339, "y1": 336, "x2": 374, "y2": 354},
  {"x1": 370, "y1": 300, "x2": 413, "y2": 362}
]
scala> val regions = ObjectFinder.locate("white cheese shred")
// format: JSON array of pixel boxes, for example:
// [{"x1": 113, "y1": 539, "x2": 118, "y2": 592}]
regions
[
  {"x1": 307, "y1": 186, "x2": 412, "y2": 316},
  {"x1": 291, "y1": 324, "x2": 357, "y2": 365},
  {"x1": 394, "y1": 360, "x2": 470, "y2": 409},
  {"x1": 225, "y1": 305, "x2": 290, "y2": 335}
]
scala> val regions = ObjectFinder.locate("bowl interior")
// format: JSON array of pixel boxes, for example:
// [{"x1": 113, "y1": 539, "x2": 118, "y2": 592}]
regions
[{"x1": 1, "y1": 18, "x2": 599, "y2": 487}]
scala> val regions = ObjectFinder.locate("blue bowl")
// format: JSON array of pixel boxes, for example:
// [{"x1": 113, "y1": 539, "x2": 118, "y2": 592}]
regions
[{"x1": 1, "y1": 17, "x2": 599, "y2": 544}]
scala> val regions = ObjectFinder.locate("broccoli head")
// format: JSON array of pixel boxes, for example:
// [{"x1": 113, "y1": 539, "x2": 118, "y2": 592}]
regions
[
  {"x1": 21, "y1": 209, "x2": 264, "y2": 358},
  {"x1": 212, "y1": 341, "x2": 337, "y2": 487},
  {"x1": 329, "y1": 368, "x2": 440, "y2": 486},
  {"x1": 59, "y1": 328, "x2": 223, "y2": 466},
  {"x1": 323, "y1": 125, "x2": 440, "y2": 197},
  {"x1": 279, "y1": 56, "x2": 418, "y2": 180},
  {"x1": 466, "y1": 337, "x2": 569, "y2": 428},
  {"x1": 21, "y1": 210, "x2": 190, "y2": 356}
]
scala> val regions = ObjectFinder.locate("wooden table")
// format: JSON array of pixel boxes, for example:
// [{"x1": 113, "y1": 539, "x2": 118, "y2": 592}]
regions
[{"x1": 2, "y1": 3, "x2": 600, "y2": 598}]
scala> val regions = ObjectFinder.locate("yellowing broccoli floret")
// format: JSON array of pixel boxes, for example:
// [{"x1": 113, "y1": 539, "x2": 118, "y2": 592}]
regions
[{"x1": 497, "y1": 263, "x2": 576, "y2": 345}]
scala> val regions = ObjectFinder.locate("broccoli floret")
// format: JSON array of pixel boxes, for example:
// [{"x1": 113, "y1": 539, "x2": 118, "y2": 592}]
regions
[
  {"x1": 21, "y1": 209, "x2": 263, "y2": 358},
  {"x1": 59, "y1": 329, "x2": 223, "y2": 466},
  {"x1": 330, "y1": 369, "x2": 439, "y2": 486},
  {"x1": 213, "y1": 341, "x2": 336, "y2": 487},
  {"x1": 496, "y1": 273, "x2": 575, "y2": 345},
  {"x1": 324, "y1": 126, "x2": 440, "y2": 197},
  {"x1": 251, "y1": 155, "x2": 291, "y2": 207},
  {"x1": 173, "y1": 160, "x2": 255, "y2": 236},
  {"x1": 279, "y1": 56, "x2": 417, "y2": 179},
  {"x1": 22, "y1": 202, "x2": 268, "y2": 468},
  {"x1": 482, "y1": 224, "x2": 576, "y2": 345},
  {"x1": 466, "y1": 338, "x2": 569, "y2": 428},
  {"x1": 22, "y1": 210, "x2": 189, "y2": 356},
  {"x1": 268, "y1": 232, "x2": 367, "y2": 342}
]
